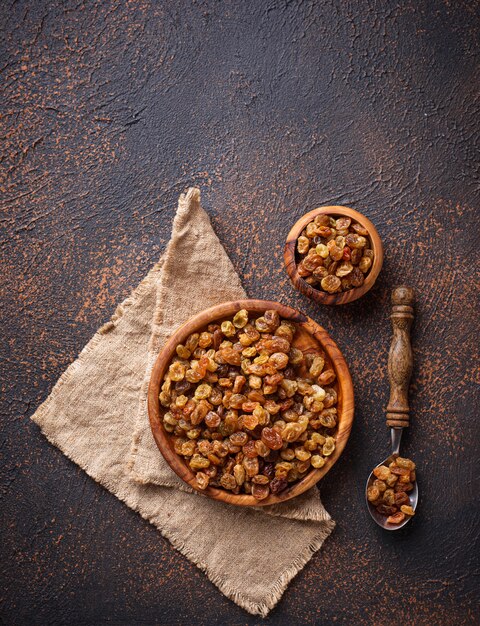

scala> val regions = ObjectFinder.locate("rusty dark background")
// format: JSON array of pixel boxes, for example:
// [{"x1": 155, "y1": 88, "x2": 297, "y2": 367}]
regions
[{"x1": 1, "y1": 0, "x2": 479, "y2": 624}]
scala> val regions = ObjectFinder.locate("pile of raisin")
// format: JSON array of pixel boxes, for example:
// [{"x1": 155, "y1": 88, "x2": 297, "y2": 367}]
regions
[
  {"x1": 159, "y1": 309, "x2": 338, "y2": 500},
  {"x1": 296, "y1": 214, "x2": 374, "y2": 293},
  {"x1": 367, "y1": 456, "x2": 416, "y2": 524}
]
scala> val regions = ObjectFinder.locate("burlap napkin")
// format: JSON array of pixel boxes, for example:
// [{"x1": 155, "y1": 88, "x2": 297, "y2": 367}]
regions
[{"x1": 31, "y1": 188, "x2": 335, "y2": 617}]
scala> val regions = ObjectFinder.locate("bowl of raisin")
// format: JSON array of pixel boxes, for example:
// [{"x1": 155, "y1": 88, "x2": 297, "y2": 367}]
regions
[
  {"x1": 284, "y1": 205, "x2": 383, "y2": 305},
  {"x1": 148, "y1": 300, "x2": 354, "y2": 506}
]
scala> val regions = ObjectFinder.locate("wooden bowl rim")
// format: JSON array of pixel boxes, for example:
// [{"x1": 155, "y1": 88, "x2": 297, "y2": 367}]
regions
[
  {"x1": 147, "y1": 299, "x2": 354, "y2": 507},
  {"x1": 284, "y1": 205, "x2": 384, "y2": 305}
]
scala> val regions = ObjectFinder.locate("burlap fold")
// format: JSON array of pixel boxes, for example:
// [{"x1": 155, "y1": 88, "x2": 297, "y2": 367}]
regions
[{"x1": 31, "y1": 188, "x2": 335, "y2": 617}]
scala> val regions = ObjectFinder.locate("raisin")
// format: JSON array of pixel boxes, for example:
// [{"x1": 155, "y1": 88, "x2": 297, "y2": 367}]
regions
[
  {"x1": 327, "y1": 260, "x2": 339, "y2": 275},
  {"x1": 230, "y1": 431, "x2": 248, "y2": 446},
  {"x1": 288, "y1": 347, "x2": 304, "y2": 366},
  {"x1": 252, "y1": 474, "x2": 269, "y2": 485},
  {"x1": 220, "y1": 473, "x2": 237, "y2": 490},
  {"x1": 303, "y1": 253, "x2": 325, "y2": 272},
  {"x1": 319, "y1": 412, "x2": 336, "y2": 429},
  {"x1": 376, "y1": 504, "x2": 397, "y2": 516},
  {"x1": 322, "y1": 437, "x2": 336, "y2": 456},
  {"x1": 321, "y1": 275, "x2": 341, "y2": 293},
  {"x1": 316, "y1": 225, "x2": 332, "y2": 238},
  {"x1": 268, "y1": 352, "x2": 288, "y2": 370},
  {"x1": 270, "y1": 477, "x2": 288, "y2": 494},
  {"x1": 189, "y1": 454, "x2": 210, "y2": 470},
  {"x1": 219, "y1": 347, "x2": 242, "y2": 366},
  {"x1": 281, "y1": 422, "x2": 303, "y2": 442},
  {"x1": 263, "y1": 463, "x2": 275, "y2": 479},
  {"x1": 350, "y1": 267, "x2": 365, "y2": 287},
  {"x1": 243, "y1": 440, "x2": 258, "y2": 458},
  {"x1": 233, "y1": 464, "x2": 246, "y2": 485},
  {"x1": 243, "y1": 456, "x2": 259, "y2": 478},
  {"x1": 264, "y1": 309, "x2": 280, "y2": 331},
  {"x1": 335, "y1": 217, "x2": 351, "y2": 230},
  {"x1": 261, "y1": 427, "x2": 283, "y2": 450},
  {"x1": 168, "y1": 362, "x2": 186, "y2": 382},
  {"x1": 373, "y1": 479, "x2": 387, "y2": 492},
  {"x1": 256, "y1": 337, "x2": 290, "y2": 355},
  {"x1": 336, "y1": 261, "x2": 353, "y2": 277},
  {"x1": 390, "y1": 466, "x2": 410, "y2": 476},
  {"x1": 310, "y1": 455, "x2": 325, "y2": 469},
  {"x1": 395, "y1": 457, "x2": 416, "y2": 470},
  {"x1": 242, "y1": 413, "x2": 259, "y2": 430},
  {"x1": 386, "y1": 512, "x2": 405, "y2": 525},
  {"x1": 204, "y1": 411, "x2": 221, "y2": 428},
  {"x1": 386, "y1": 473, "x2": 398, "y2": 487},
  {"x1": 400, "y1": 505, "x2": 415, "y2": 516},
  {"x1": 232, "y1": 375, "x2": 246, "y2": 394},
  {"x1": 297, "y1": 236, "x2": 310, "y2": 254},
  {"x1": 394, "y1": 491, "x2": 410, "y2": 506},
  {"x1": 350, "y1": 248, "x2": 362, "y2": 265},
  {"x1": 314, "y1": 214, "x2": 331, "y2": 227},
  {"x1": 345, "y1": 233, "x2": 367, "y2": 249},
  {"x1": 252, "y1": 483, "x2": 270, "y2": 500},
  {"x1": 373, "y1": 465, "x2": 390, "y2": 481},
  {"x1": 313, "y1": 266, "x2": 328, "y2": 279},
  {"x1": 318, "y1": 369, "x2": 336, "y2": 385},
  {"x1": 351, "y1": 222, "x2": 369, "y2": 236},
  {"x1": 232, "y1": 309, "x2": 249, "y2": 329},
  {"x1": 359, "y1": 255, "x2": 372, "y2": 273},
  {"x1": 395, "y1": 481, "x2": 413, "y2": 493},
  {"x1": 383, "y1": 488, "x2": 395, "y2": 505},
  {"x1": 198, "y1": 332, "x2": 213, "y2": 349},
  {"x1": 196, "y1": 472, "x2": 210, "y2": 490},
  {"x1": 215, "y1": 363, "x2": 229, "y2": 377},
  {"x1": 175, "y1": 379, "x2": 192, "y2": 394}
]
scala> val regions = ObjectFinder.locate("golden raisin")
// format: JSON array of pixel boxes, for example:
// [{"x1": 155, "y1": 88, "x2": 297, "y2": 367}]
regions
[
  {"x1": 252, "y1": 483, "x2": 270, "y2": 500},
  {"x1": 400, "y1": 505, "x2": 415, "y2": 516},
  {"x1": 321, "y1": 275, "x2": 341, "y2": 293},
  {"x1": 243, "y1": 456, "x2": 259, "y2": 478},
  {"x1": 220, "y1": 473, "x2": 237, "y2": 490},
  {"x1": 395, "y1": 457, "x2": 416, "y2": 470},
  {"x1": 359, "y1": 255, "x2": 372, "y2": 273},
  {"x1": 322, "y1": 437, "x2": 336, "y2": 456},
  {"x1": 386, "y1": 512, "x2": 405, "y2": 525},
  {"x1": 297, "y1": 236, "x2": 310, "y2": 255},
  {"x1": 261, "y1": 427, "x2": 283, "y2": 450},
  {"x1": 373, "y1": 465, "x2": 390, "y2": 481},
  {"x1": 176, "y1": 344, "x2": 191, "y2": 359},
  {"x1": 373, "y1": 479, "x2": 387, "y2": 493},
  {"x1": 310, "y1": 455, "x2": 325, "y2": 469},
  {"x1": 367, "y1": 486, "x2": 380, "y2": 502},
  {"x1": 196, "y1": 472, "x2": 210, "y2": 490}
]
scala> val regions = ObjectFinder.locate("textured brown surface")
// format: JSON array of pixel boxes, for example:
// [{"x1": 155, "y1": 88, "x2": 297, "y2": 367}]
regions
[{"x1": 1, "y1": 1, "x2": 479, "y2": 624}]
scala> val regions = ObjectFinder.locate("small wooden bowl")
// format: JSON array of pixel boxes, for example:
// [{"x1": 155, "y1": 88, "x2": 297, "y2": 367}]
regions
[
  {"x1": 148, "y1": 299, "x2": 354, "y2": 507},
  {"x1": 284, "y1": 205, "x2": 383, "y2": 305}
]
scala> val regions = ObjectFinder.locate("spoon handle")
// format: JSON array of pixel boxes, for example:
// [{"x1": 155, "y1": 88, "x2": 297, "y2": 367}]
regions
[{"x1": 386, "y1": 286, "x2": 415, "y2": 428}]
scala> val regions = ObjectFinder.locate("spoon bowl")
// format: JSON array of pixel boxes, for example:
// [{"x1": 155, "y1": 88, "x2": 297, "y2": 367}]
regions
[{"x1": 365, "y1": 453, "x2": 418, "y2": 530}]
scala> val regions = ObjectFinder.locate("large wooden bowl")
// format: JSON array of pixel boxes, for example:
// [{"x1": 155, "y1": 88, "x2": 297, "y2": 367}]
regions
[
  {"x1": 148, "y1": 299, "x2": 354, "y2": 507},
  {"x1": 284, "y1": 205, "x2": 384, "y2": 305}
]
